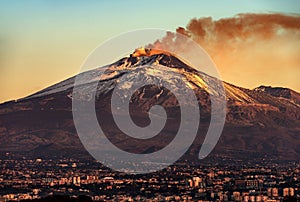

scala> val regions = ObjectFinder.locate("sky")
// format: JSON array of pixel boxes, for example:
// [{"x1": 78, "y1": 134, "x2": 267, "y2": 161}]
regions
[{"x1": 0, "y1": 0, "x2": 299, "y2": 103}]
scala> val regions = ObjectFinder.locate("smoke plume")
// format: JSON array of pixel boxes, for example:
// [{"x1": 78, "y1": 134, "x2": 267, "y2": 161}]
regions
[{"x1": 148, "y1": 13, "x2": 300, "y2": 91}]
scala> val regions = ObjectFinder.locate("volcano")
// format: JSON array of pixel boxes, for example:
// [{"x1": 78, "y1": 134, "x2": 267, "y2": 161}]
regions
[{"x1": 0, "y1": 49, "x2": 299, "y2": 161}]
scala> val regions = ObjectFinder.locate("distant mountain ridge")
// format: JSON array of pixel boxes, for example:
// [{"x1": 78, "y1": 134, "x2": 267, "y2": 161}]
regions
[{"x1": 254, "y1": 85, "x2": 300, "y2": 105}]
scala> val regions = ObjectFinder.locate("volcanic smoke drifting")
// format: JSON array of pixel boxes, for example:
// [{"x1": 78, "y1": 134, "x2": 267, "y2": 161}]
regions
[{"x1": 148, "y1": 13, "x2": 300, "y2": 91}]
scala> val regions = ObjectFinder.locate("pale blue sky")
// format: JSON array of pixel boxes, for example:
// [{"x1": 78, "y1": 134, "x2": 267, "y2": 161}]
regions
[{"x1": 0, "y1": 0, "x2": 299, "y2": 102}]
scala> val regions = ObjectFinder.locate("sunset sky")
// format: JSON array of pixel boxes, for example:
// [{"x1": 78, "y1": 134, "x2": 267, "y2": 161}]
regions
[{"x1": 0, "y1": 0, "x2": 299, "y2": 103}]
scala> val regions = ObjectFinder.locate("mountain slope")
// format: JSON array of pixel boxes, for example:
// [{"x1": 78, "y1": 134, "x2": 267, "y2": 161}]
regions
[{"x1": 0, "y1": 50, "x2": 299, "y2": 161}]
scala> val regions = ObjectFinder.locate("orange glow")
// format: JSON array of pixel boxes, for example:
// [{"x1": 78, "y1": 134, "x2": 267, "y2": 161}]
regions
[{"x1": 132, "y1": 47, "x2": 172, "y2": 57}]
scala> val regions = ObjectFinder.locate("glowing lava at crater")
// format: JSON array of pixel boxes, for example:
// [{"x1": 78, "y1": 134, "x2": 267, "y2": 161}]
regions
[{"x1": 131, "y1": 47, "x2": 172, "y2": 57}]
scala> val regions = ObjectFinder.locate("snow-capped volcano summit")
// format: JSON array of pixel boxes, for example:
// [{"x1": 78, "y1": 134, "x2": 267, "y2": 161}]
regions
[{"x1": 27, "y1": 48, "x2": 215, "y2": 99}]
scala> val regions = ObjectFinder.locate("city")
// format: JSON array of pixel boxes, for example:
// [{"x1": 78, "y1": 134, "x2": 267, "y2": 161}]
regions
[{"x1": 0, "y1": 153, "x2": 299, "y2": 201}]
